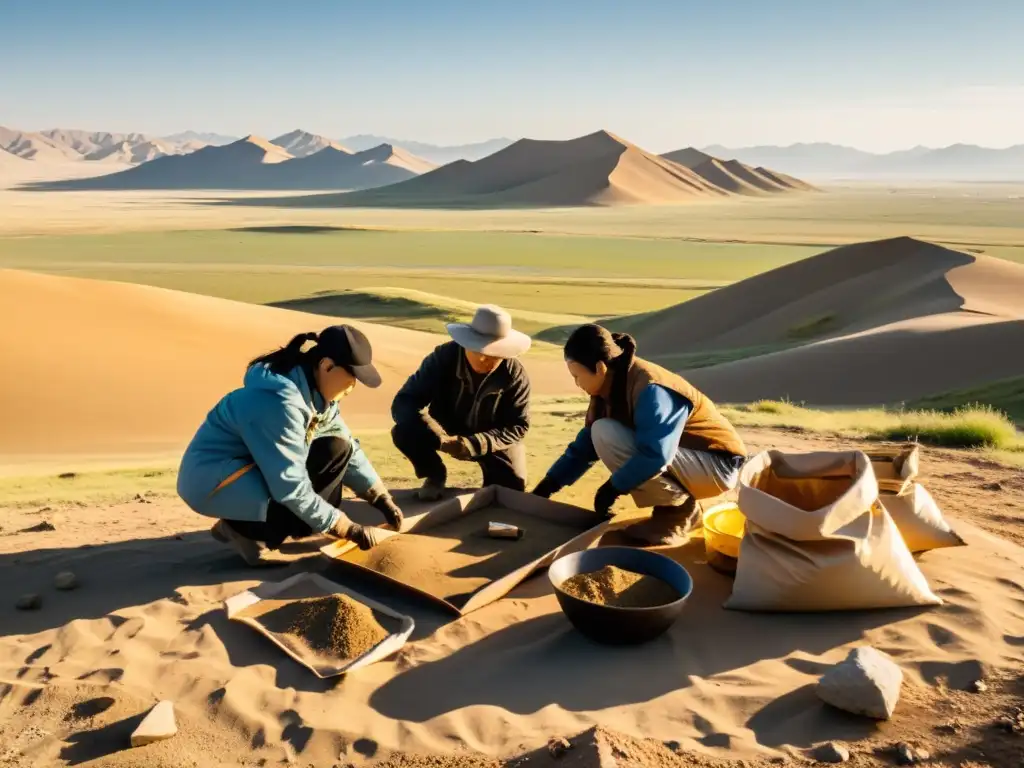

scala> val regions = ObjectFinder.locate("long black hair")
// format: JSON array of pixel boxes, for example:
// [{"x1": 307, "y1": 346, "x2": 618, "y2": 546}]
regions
[{"x1": 249, "y1": 332, "x2": 324, "y2": 375}]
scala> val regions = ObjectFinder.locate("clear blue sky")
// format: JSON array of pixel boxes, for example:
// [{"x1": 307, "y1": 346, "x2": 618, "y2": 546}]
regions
[{"x1": 3, "y1": 0, "x2": 1021, "y2": 151}]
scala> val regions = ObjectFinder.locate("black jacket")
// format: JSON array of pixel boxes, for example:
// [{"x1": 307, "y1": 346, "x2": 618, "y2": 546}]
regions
[{"x1": 392, "y1": 341, "x2": 531, "y2": 457}]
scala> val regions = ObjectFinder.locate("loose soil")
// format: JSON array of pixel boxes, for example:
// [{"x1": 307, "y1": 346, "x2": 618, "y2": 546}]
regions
[
  {"x1": 345, "y1": 505, "x2": 590, "y2": 609},
  {"x1": 560, "y1": 565, "x2": 680, "y2": 608},
  {"x1": 241, "y1": 591, "x2": 398, "y2": 663}
]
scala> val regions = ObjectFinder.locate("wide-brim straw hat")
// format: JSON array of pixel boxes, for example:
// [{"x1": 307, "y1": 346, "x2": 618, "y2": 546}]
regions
[{"x1": 446, "y1": 305, "x2": 532, "y2": 358}]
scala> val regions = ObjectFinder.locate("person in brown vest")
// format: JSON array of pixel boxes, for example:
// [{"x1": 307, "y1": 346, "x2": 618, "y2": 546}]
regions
[{"x1": 532, "y1": 324, "x2": 747, "y2": 546}]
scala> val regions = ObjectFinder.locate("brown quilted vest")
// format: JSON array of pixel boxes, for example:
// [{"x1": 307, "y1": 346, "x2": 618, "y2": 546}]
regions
[{"x1": 585, "y1": 357, "x2": 747, "y2": 457}]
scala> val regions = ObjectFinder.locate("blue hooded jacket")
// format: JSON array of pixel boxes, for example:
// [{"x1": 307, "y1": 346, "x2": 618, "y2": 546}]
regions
[{"x1": 176, "y1": 363, "x2": 381, "y2": 533}]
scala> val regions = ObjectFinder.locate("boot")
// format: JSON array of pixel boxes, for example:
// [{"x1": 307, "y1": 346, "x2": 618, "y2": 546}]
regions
[
  {"x1": 210, "y1": 520, "x2": 268, "y2": 567},
  {"x1": 416, "y1": 476, "x2": 447, "y2": 502},
  {"x1": 621, "y1": 497, "x2": 702, "y2": 547}
]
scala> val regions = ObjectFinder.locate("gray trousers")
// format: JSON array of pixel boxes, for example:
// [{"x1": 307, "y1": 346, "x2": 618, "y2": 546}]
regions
[{"x1": 591, "y1": 418, "x2": 740, "y2": 508}]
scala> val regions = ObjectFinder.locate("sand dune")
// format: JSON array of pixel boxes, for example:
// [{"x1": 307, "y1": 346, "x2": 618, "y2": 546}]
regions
[
  {"x1": 271, "y1": 129, "x2": 352, "y2": 158},
  {"x1": 660, "y1": 147, "x2": 814, "y2": 195},
  {"x1": 625, "y1": 236, "x2": 1024, "y2": 405},
  {"x1": 689, "y1": 312, "x2": 1024, "y2": 405},
  {"x1": 633, "y1": 237, "x2": 1024, "y2": 356},
  {"x1": 659, "y1": 147, "x2": 715, "y2": 169},
  {"x1": 0, "y1": 270, "x2": 571, "y2": 464},
  {"x1": 289, "y1": 130, "x2": 743, "y2": 208}
]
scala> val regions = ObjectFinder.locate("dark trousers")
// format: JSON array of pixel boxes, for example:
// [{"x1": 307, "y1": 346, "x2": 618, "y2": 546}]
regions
[
  {"x1": 391, "y1": 418, "x2": 528, "y2": 492},
  {"x1": 227, "y1": 436, "x2": 353, "y2": 549}
]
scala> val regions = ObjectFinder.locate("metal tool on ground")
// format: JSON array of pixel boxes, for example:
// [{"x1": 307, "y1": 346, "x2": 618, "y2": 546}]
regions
[{"x1": 488, "y1": 521, "x2": 525, "y2": 540}]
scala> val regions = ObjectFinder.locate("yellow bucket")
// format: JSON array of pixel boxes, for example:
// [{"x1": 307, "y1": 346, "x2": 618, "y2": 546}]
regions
[{"x1": 702, "y1": 501, "x2": 745, "y2": 574}]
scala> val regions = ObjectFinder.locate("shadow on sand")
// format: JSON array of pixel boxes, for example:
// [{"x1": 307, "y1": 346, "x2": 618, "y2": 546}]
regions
[{"x1": 369, "y1": 536, "x2": 927, "y2": 746}]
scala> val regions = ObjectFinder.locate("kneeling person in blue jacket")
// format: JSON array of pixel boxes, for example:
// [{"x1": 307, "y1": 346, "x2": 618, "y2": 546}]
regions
[
  {"x1": 177, "y1": 325, "x2": 404, "y2": 566},
  {"x1": 533, "y1": 324, "x2": 747, "y2": 547}
]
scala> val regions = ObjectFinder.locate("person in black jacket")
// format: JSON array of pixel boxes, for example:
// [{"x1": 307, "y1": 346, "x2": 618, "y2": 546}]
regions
[{"x1": 391, "y1": 305, "x2": 532, "y2": 500}]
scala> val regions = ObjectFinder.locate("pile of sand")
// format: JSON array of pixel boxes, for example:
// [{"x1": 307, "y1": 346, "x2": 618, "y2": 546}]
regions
[
  {"x1": 560, "y1": 565, "x2": 679, "y2": 608},
  {"x1": 246, "y1": 593, "x2": 394, "y2": 661}
]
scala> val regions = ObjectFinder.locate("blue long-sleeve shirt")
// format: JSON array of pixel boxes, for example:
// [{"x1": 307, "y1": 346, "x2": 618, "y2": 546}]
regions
[{"x1": 544, "y1": 384, "x2": 692, "y2": 493}]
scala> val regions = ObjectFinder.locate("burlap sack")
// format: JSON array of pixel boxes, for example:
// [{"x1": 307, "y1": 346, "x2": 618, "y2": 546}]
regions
[
  {"x1": 726, "y1": 450, "x2": 942, "y2": 612},
  {"x1": 867, "y1": 444, "x2": 965, "y2": 553},
  {"x1": 878, "y1": 484, "x2": 966, "y2": 553}
]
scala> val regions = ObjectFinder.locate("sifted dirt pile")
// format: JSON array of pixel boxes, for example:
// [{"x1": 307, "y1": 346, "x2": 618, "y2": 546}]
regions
[
  {"x1": 560, "y1": 565, "x2": 679, "y2": 608},
  {"x1": 247, "y1": 593, "x2": 395, "y2": 661}
]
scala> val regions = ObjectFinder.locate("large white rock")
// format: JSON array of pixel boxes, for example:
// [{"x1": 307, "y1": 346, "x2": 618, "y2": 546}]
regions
[
  {"x1": 816, "y1": 647, "x2": 903, "y2": 720},
  {"x1": 130, "y1": 700, "x2": 177, "y2": 747}
]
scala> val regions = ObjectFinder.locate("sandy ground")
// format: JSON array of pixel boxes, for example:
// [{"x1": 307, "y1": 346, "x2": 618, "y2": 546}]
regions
[
  {"x1": 0, "y1": 270, "x2": 574, "y2": 469},
  {"x1": 1, "y1": 427, "x2": 1022, "y2": 767}
]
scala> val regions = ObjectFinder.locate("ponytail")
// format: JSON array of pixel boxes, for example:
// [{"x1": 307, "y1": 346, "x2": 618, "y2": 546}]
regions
[
  {"x1": 248, "y1": 332, "x2": 320, "y2": 375},
  {"x1": 563, "y1": 324, "x2": 637, "y2": 373}
]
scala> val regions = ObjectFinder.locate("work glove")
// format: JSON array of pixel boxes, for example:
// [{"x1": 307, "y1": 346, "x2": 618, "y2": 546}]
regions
[
  {"x1": 531, "y1": 476, "x2": 561, "y2": 500},
  {"x1": 330, "y1": 516, "x2": 386, "y2": 550},
  {"x1": 332, "y1": 521, "x2": 386, "y2": 550},
  {"x1": 593, "y1": 479, "x2": 625, "y2": 519},
  {"x1": 371, "y1": 493, "x2": 405, "y2": 531},
  {"x1": 440, "y1": 436, "x2": 474, "y2": 462}
]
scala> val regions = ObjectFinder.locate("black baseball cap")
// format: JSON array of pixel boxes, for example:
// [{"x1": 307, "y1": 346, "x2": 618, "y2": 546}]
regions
[{"x1": 316, "y1": 325, "x2": 381, "y2": 389}]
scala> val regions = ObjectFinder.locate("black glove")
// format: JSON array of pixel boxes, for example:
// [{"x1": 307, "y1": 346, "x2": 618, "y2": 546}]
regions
[
  {"x1": 593, "y1": 479, "x2": 625, "y2": 518},
  {"x1": 440, "y1": 436, "x2": 474, "y2": 461},
  {"x1": 371, "y1": 494, "x2": 405, "y2": 531},
  {"x1": 345, "y1": 523, "x2": 387, "y2": 551},
  {"x1": 532, "y1": 476, "x2": 561, "y2": 499}
]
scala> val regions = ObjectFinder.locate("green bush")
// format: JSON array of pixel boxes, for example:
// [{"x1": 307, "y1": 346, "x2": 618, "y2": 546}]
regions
[{"x1": 871, "y1": 406, "x2": 1019, "y2": 449}]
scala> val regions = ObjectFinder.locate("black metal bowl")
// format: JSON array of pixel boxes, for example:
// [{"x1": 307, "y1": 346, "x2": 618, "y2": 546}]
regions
[{"x1": 548, "y1": 546, "x2": 694, "y2": 645}]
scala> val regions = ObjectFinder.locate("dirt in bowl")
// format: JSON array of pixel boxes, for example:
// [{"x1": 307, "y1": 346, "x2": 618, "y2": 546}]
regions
[
  {"x1": 249, "y1": 593, "x2": 397, "y2": 662},
  {"x1": 560, "y1": 565, "x2": 679, "y2": 608}
]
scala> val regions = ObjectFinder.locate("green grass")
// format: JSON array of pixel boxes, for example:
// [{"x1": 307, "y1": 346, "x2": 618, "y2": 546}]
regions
[
  {"x1": 786, "y1": 313, "x2": 841, "y2": 341},
  {"x1": 5, "y1": 396, "x2": 1021, "y2": 508},
  {"x1": 723, "y1": 401, "x2": 1024, "y2": 453},
  {"x1": 0, "y1": 403, "x2": 609, "y2": 510},
  {"x1": 0, "y1": 229, "x2": 820, "y2": 281},
  {"x1": 909, "y1": 376, "x2": 1024, "y2": 424},
  {"x1": 274, "y1": 287, "x2": 588, "y2": 338}
]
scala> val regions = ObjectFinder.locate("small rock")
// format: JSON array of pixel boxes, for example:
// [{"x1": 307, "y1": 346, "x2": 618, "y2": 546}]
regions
[
  {"x1": 54, "y1": 571, "x2": 79, "y2": 591},
  {"x1": 130, "y1": 700, "x2": 177, "y2": 747},
  {"x1": 547, "y1": 736, "x2": 572, "y2": 758},
  {"x1": 134, "y1": 494, "x2": 152, "y2": 504},
  {"x1": 58, "y1": 472, "x2": 76, "y2": 480},
  {"x1": 969, "y1": 679, "x2": 988, "y2": 693},
  {"x1": 663, "y1": 740, "x2": 681, "y2": 752},
  {"x1": 981, "y1": 482, "x2": 1004, "y2": 492},
  {"x1": 812, "y1": 742, "x2": 850, "y2": 764},
  {"x1": 893, "y1": 743, "x2": 930, "y2": 765},
  {"x1": 817, "y1": 646, "x2": 903, "y2": 720},
  {"x1": 16, "y1": 593, "x2": 42, "y2": 611},
  {"x1": 21, "y1": 521, "x2": 56, "y2": 533}
]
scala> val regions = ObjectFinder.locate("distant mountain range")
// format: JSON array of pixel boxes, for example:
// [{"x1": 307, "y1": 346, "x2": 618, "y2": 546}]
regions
[
  {"x1": 26, "y1": 134, "x2": 437, "y2": 191},
  {"x1": 254, "y1": 131, "x2": 815, "y2": 208},
  {"x1": 338, "y1": 135, "x2": 514, "y2": 164},
  {"x1": 6, "y1": 123, "x2": 1021, "y2": 183},
  {"x1": 24, "y1": 130, "x2": 816, "y2": 205},
  {"x1": 701, "y1": 142, "x2": 1024, "y2": 180}
]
